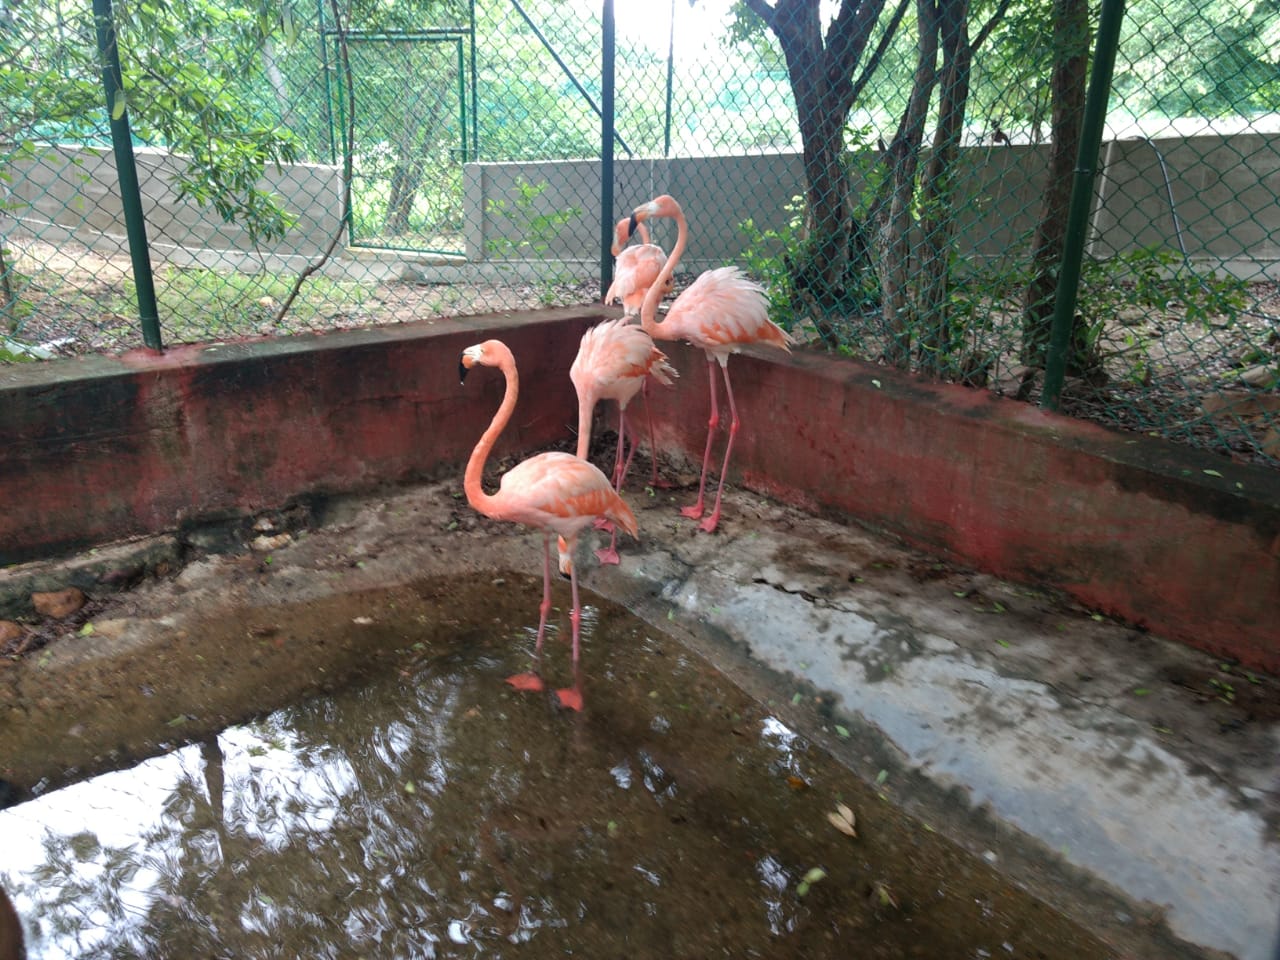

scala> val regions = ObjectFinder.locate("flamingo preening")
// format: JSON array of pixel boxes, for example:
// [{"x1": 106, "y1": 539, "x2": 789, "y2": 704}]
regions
[
  {"x1": 460, "y1": 339, "x2": 638, "y2": 711},
  {"x1": 629, "y1": 194, "x2": 794, "y2": 533},
  {"x1": 568, "y1": 318, "x2": 677, "y2": 566},
  {"x1": 604, "y1": 217, "x2": 671, "y2": 318}
]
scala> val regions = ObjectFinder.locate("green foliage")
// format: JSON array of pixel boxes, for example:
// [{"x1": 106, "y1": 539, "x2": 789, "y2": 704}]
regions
[
  {"x1": 737, "y1": 196, "x2": 806, "y2": 330},
  {"x1": 153, "y1": 264, "x2": 372, "y2": 338},
  {"x1": 1074, "y1": 247, "x2": 1247, "y2": 382},
  {"x1": 484, "y1": 179, "x2": 580, "y2": 259},
  {"x1": 737, "y1": 124, "x2": 886, "y2": 340}
]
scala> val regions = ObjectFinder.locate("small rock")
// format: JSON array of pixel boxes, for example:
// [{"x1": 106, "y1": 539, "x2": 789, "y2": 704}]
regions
[
  {"x1": 252, "y1": 516, "x2": 277, "y2": 533},
  {"x1": 0, "y1": 621, "x2": 25, "y2": 645},
  {"x1": 1238, "y1": 363, "x2": 1277, "y2": 388},
  {"x1": 251, "y1": 533, "x2": 293, "y2": 553},
  {"x1": 32, "y1": 587, "x2": 86, "y2": 619}
]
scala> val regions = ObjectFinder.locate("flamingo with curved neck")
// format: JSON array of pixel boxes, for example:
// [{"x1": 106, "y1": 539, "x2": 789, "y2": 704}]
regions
[
  {"x1": 460, "y1": 339, "x2": 638, "y2": 710},
  {"x1": 630, "y1": 194, "x2": 794, "y2": 533},
  {"x1": 605, "y1": 218, "x2": 672, "y2": 318}
]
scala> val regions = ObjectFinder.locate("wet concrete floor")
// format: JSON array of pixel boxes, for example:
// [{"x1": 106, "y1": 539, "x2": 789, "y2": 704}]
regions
[{"x1": 1, "y1": 477, "x2": 1277, "y2": 959}]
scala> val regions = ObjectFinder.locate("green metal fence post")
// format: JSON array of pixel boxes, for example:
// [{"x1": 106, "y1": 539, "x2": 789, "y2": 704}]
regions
[
  {"x1": 1040, "y1": 0, "x2": 1126, "y2": 411},
  {"x1": 601, "y1": 0, "x2": 616, "y2": 296},
  {"x1": 92, "y1": 0, "x2": 162, "y2": 351}
]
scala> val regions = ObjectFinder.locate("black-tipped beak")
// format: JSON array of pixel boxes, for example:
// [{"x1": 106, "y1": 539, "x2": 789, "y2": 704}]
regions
[
  {"x1": 459, "y1": 358, "x2": 470, "y2": 384},
  {"x1": 626, "y1": 211, "x2": 638, "y2": 239}
]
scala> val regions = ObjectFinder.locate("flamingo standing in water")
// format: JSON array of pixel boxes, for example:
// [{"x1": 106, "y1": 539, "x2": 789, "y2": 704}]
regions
[
  {"x1": 567, "y1": 318, "x2": 677, "y2": 567},
  {"x1": 629, "y1": 194, "x2": 794, "y2": 533},
  {"x1": 460, "y1": 339, "x2": 638, "y2": 711}
]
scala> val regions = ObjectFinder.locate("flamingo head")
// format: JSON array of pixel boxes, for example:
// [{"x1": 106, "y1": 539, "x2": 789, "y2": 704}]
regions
[
  {"x1": 610, "y1": 217, "x2": 635, "y2": 257},
  {"x1": 637, "y1": 194, "x2": 682, "y2": 222},
  {"x1": 458, "y1": 340, "x2": 506, "y2": 383}
]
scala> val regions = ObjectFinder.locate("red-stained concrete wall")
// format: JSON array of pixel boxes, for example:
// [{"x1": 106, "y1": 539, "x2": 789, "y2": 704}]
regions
[
  {"x1": 3, "y1": 312, "x2": 1277, "y2": 671},
  {"x1": 0, "y1": 310, "x2": 597, "y2": 565}
]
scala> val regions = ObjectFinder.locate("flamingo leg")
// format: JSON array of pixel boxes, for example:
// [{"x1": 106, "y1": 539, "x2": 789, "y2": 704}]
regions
[
  {"x1": 610, "y1": 405, "x2": 628, "y2": 488},
  {"x1": 699, "y1": 360, "x2": 738, "y2": 534},
  {"x1": 681, "y1": 356, "x2": 720, "y2": 521},
  {"x1": 640, "y1": 379, "x2": 673, "y2": 488},
  {"x1": 594, "y1": 405, "x2": 630, "y2": 532},
  {"x1": 506, "y1": 533, "x2": 550, "y2": 693},
  {"x1": 595, "y1": 406, "x2": 636, "y2": 548},
  {"x1": 556, "y1": 560, "x2": 585, "y2": 710},
  {"x1": 616, "y1": 405, "x2": 641, "y2": 491},
  {"x1": 593, "y1": 406, "x2": 629, "y2": 564},
  {"x1": 642, "y1": 380, "x2": 659, "y2": 486}
]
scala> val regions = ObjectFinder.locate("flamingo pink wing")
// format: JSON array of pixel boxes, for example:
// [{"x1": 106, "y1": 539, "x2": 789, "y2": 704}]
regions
[
  {"x1": 496, "y1": 451, "x2": 637, "y2": 538},
  {"x1": 663, "y1": 266, "x2": 793, "y2": 355}
]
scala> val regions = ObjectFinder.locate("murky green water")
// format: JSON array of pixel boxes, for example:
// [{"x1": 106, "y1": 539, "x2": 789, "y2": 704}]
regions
[{"x1": 1, "y1": 575, "x2": 1112, "y2": 958}]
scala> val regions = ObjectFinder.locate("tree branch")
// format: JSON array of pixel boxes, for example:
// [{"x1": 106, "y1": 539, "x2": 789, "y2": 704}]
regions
[
  {"x1": 970, "y1": 0, "x2": 1015, "y2": 55},
  {"x1": 849, "y1": 0, "x2": 911, "y2": 106},
  {"x1": 274, "y1": 0, "x2": 355, "y2": 324},
  {"x1": 741, "y1": 0, "x2": 778, "y2": 31}
]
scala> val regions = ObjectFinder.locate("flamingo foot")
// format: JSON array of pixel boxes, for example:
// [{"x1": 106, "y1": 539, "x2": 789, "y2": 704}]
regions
[
  {"x1": 697, "y1": 511, "x2": 721, "y2": 534},
  {"x1": 555, "y1": 686, "x2": 584, "y2": 711},
  {"x1": 505, "y1": 672, "x2": 545, "y2": 693},
  {"x1": 594, "y1": 545, "x2": 621, "y2": 565},
  {"x1": 680, "y1": 503, "x2": 705, "y2": 521},
  {"x1": 593, "y1": 517, "x2": 615, "y2": 532}
]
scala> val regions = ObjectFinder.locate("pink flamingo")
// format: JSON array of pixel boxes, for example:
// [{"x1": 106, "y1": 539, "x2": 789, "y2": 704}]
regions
[
  {"x1": 603, "y1": 215, "x2": 678, "y2": 489},
  {"x1": 631, "y1": 194, "x2": 794, "y2": 533},
  {"x1": 604, "y1": 217, "x2": 671, "y2": 318},
  {"x1": 460, "y1": 339, "x2": 638, "y2": 711},
  {"x1": 567, "y1": 318, "x2": 677, "y2": 567}
]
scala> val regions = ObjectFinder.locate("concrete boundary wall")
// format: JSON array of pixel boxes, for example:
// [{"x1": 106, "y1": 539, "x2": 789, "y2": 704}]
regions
[
  {"x1": 2, "y1": 313, "x2": 1276, "y2": 673},
  {"x1": 7, "y1": 136, "x2": 1280, "y2": 278}
]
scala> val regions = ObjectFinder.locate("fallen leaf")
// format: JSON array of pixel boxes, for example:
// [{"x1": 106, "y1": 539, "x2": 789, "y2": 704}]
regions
[
  {"x1": 797, "y1": 866, "x2": 827, "y2": 896},
  {"x1": 827, "y1": 802, "x2": 857, "y2": 837}
]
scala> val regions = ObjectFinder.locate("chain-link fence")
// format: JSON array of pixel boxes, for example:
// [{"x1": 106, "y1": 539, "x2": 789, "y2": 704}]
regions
[{"x1": 2, "y1": 0, "x2": 1277, "y2": 467}]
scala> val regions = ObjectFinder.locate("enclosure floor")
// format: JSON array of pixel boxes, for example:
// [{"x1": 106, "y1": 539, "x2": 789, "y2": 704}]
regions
[{"x1": 1, "y1": 476, "x2": 1277, "y2": 960}]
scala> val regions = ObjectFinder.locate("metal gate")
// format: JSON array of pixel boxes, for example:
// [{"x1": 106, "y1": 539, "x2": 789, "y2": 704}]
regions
[{"x1": 328, "y1": 30, "x2": 473, "y2": 256}]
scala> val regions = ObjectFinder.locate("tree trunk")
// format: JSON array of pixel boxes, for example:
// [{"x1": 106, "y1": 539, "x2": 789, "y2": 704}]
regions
[
  {"x1": 260, "y1": 37, "x2": 294, "y2": 130},
  {"x1": 1020, "y1": 0, "x2": 1089, "y2": 380},
  {"x1": 744, "y1": 0, "x2": 900, "y2": 343},
  {"x1": 876, "y1": 0, "x2": 940, "y2": 368},
  {"x1": 916, "y1": 0, "x2": 972, "y2": 376},
  {"x1": 383, "y1": 79, "x2": 454, "y2": 236}
]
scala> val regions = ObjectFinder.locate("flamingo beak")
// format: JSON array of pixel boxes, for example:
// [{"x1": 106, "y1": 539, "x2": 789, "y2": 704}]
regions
[
  {"x1": 626, "y1": 211, "x2": 639, "y2": 239},
  {"x1": 459, "y1": 355, "x2": 471, "y2": 384}
]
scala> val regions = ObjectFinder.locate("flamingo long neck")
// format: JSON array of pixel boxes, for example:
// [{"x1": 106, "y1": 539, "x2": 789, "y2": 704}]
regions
[
  {"x1": 575, "y1": 393, "x2": 593, "y2": 461},
  {"x1": 639, "y1": 204, "x2": 687, "y2": 342},
  {"x1": 464, "y1": 347, "x2": 518, "y2": 517}
]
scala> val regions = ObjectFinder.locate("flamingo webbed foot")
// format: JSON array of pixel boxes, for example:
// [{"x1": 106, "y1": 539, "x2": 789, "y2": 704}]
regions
[
  {"x1": 594, "y1": 545, "x2": 621, "y2": 565},
  {"x1": 556, "y1": 687, "x2": 584, "y2": 711},
  {"x1": 505, "y1": 672, "x2": 545, "y2": 693},
  {"x1": 680, "y1": 503, "x2": 705, "y2": 521},
  {"x1": 697, "y1": 512, "x2": 721, "y2": 534},
  {"x1": 593, "y1": 517, "x2": 615, "y2": 532}
]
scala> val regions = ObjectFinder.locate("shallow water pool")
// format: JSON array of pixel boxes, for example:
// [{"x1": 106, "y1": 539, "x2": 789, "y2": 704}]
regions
[{"x1": 1, "y1": 574, "x2": 1112, "y2": 958}]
